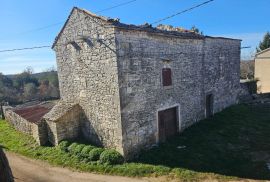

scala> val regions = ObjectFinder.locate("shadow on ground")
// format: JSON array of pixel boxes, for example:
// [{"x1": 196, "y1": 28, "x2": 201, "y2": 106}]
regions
[
  {"x1": 136, "y1": 104, "x2": 270, "y2": 180},
  {"x1": 0, "y1": 145, "x2": 14, "y2": 182}
]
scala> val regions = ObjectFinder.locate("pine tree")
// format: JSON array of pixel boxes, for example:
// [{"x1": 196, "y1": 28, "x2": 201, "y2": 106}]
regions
[{"x1": 257, "y1": 32, "x2": 270, "y2": 52}]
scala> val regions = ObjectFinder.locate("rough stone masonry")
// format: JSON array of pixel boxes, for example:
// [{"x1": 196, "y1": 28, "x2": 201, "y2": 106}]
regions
[{"x1": 43, "y1": 7, "x2": 241, "y2": 158}]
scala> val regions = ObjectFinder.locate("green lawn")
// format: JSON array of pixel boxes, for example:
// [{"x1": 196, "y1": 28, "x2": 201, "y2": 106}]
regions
[{"x1": 1, "y1": 103, "x2": 270, "y2": 181}]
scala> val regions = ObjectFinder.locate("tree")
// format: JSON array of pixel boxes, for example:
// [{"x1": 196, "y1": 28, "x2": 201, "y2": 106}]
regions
[
  {"x1": 257, "y1": 32, "x2": 270, "y2": 52},
  {"x1": 240, "y1": 60, "x2": 254, "y2": 79},
  {"x1": 190, "y1": 26, "x2": 203, "y2": 35},
  {"x1": 13, "y1": 69, "x2": 39, "y2": 89},
  {"x1": 23, "y1": 83, "x2": 37, "y2": 101},
  {"x1": 0, "y1": 73, "x2": 13, "y2": 88},
  {"x1": 24, "y1": 66, "x2": 34, "y2": 74}
]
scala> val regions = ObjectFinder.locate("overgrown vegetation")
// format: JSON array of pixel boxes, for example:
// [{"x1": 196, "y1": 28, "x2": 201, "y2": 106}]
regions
[
  {"x1": 257, "y1": 31, "x2": 270, "y2": 52},
  {"x1": 1, "y1": 104, "x2": 270, "y2": 180},
  {"x1": 240, "y1": 60, "x2": 254, "y2": 80},
  {"x1": 0, "y1": 66, "x2": 59, "y2": 106}
]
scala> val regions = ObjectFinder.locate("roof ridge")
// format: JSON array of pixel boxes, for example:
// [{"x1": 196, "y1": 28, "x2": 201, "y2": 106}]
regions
[
  {"x1": 75, "y1": 7, "x2": 112, "y2": 22},
  {"x1": 256, "y1": 47, "x2": 270, "y2": 56}
]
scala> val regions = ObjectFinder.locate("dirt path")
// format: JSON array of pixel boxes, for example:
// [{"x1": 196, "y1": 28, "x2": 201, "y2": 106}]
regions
[{"x1": 5, "y1": 151, "x2": 149, "y2": 182}]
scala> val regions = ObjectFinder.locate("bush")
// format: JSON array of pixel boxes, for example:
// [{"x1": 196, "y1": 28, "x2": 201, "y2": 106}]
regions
[
  {"x1": 73, "y1": 144, "x2": 86, "y2": 155},
  {"x1": 67, "y1": 143, "x2": 78, "y2": 153},
  {"x1": 100, "y1": 149, "x2": 124, "y2": 165},
  {"x1": 81, "y1": 145, "x2": 95, "y2": 157},
  {"x1": 58, "y1": 140, "x2": 71, "y2": 152},
  {"x1": 88, "y1": 148, "x2": 104, "y2": 161}
]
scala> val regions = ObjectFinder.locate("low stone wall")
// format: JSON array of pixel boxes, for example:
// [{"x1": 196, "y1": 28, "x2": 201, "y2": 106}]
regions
[
  {"x1": 3, "y1": 107, "x2": 47, "y2": 145},
  {"x1": 238, "y1": 81, "x2": 257, "y2": 102}
]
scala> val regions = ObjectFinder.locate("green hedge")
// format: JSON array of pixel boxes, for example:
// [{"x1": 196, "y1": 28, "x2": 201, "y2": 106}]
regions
[
  {"x1": 73, "y1": 144, "x2": 86, "y2": 155},
  {"x1": 60, "y1": 140, "x2": 123, "y2": 164},
  {"x1": 67, "y1": 143, "x2": 78, "y2": 153},
  {"x1": 81, "y1": 145, "x2": 95, "y2": 157},
  {"x1": 58, "y1": 140, "x2": 71, "y2": 152},
  {"x1": 100, "y1": 149, "x2": 124, "y2": 165},
  {"x1": 88, "y1": 148, "x2": 105, "y2": 161}
]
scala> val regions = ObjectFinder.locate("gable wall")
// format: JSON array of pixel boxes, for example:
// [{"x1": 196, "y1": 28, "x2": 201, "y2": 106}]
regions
[{"x1": 53, "y1": 9, "x2": 123, "y2": 152}]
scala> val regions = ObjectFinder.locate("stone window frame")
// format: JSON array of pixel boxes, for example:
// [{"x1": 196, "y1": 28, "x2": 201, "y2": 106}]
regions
[{"x1": 161, "y1": 59, "x2": 173, "y2": 89}]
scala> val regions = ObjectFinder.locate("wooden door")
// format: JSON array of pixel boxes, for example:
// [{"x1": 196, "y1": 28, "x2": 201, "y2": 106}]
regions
[
  {"x1": 206, "y1": 94, "x2": 213, "y2": 118},
  {"x1": 158, "y1": 107, "x2": 177, "y2": 142}
]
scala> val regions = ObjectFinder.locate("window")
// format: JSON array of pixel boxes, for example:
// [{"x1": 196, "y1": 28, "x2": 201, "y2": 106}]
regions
[{"x1": 162, "y1": 68, "x2": 172, "y2": 86}]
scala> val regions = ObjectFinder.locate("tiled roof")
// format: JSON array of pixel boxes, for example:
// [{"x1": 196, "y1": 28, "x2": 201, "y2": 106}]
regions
[
  {"x1": 52, "y1": 7, "x2": 203, "y2": 48},
  {"x1": 52, "y1": 7, "x2": 241, "y2": 49}
]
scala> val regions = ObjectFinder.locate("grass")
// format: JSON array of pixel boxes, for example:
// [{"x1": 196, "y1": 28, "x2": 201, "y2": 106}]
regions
[{"x1": 1, "y1": 103, "x2": 270, "y2": 181}]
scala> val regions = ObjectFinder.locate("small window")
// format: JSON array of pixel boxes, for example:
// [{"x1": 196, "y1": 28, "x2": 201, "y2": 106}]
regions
[{"x1": 162, "y1": 68, "x2": 172, "y2": 86}]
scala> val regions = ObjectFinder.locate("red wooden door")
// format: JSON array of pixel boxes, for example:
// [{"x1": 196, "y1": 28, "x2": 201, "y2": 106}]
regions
[{"x1": 158, "y1": 107, "x2": 177, "y2": 142}]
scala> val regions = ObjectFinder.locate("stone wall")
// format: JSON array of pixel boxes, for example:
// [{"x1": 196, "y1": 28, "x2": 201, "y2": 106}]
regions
[
  {"x1": 45, "y1": 104, "x2": 82, "y2": 145},
  {"x1": 115, "y1": 29, "x2": 241, "y2": 158},
  {"x1": 3, "y1": 107, "x2": 47, "y2": 145},
  {"x1": 203, "y1": 37, "x2": 241, "y2": 113},
  {"x1": 53, "y1": 8, "x2": 123, "y2": 152},
  {"x1": 51, "y1": 7, "x2": 241, "y2": 158}
]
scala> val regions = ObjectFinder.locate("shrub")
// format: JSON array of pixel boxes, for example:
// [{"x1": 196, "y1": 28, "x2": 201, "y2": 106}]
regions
[
  {"x1": 100, "y1": 149, "x2": 124, "y2": 165},
  {"x1": 88, "y1": 148, "x2": 104, "y2": 161},
  {"x1": 67, "y1": 143, "x2": 78, "y2": 153},
  {"x1": 73, "y1": 144, "x2": 86, "y2": 155},
  {"x1": 58, "y1": 140, "x2": 71, "y2": 152},
  {"x1": 81, "y1": 145, "x2": 95, "y2": 157}
]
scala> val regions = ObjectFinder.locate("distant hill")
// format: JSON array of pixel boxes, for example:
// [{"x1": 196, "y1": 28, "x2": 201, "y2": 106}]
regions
[
  {"x1": 1, "y1": 71, "x2": 59, "y2": 105},
  {"x1": 6, "y1": 71, "x2": 58, "y2": 79}
]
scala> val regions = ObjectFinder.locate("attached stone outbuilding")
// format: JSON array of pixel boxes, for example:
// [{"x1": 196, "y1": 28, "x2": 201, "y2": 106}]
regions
[
  {"x1": 3, "y1": 102, "x2": 54, "y2": 145},
  {"x1": 45, "y1": 7, "x2": 241, "y2": 158}
]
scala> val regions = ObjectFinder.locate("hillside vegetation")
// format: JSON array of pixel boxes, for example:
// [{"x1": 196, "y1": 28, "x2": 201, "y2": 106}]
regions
[{"x1": 0, "y1": 67, "x2": 59, "y2": 106}]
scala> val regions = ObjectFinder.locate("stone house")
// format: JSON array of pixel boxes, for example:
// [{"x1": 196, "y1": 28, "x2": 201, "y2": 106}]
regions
[
  {"x1": 44, "y1": 7, "x2": 241, "y2": 158},
  {"x1": 255, "y1": 48, "x2": 270, "y2": 93}
]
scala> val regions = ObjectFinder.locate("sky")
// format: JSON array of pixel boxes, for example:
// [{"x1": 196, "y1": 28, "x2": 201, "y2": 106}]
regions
[{"x1": 0, "y1": 0, "x2": 269, "y2": 74}]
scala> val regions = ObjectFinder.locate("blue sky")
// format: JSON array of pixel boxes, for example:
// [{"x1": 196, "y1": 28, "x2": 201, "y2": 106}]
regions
[{"x1": 0, "y1": 0, "x2": 269, "y2": 74}]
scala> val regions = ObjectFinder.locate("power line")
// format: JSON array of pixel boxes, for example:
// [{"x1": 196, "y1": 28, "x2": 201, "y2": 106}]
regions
[
  {"x1": 15, "y1": 22, "x2": 64, "y2": 36},
  {"x1": 0, "y1": 0, "x2": 215, "y2": 53},
  {"x1": 241, "y1": 46, "x2": 251, "y2": 49},
  {"x1": 0, "y1": 0, "x2": 139, "y2": 40},
  {"x1": 96, "y1": 0, "x2": 137, "y2": 13},
  {"x1": 150, "y1": 0, "x2": 215, "y2": 25},
  {"x1": 0, "y1": 46, "x2": 51, "y2": 53}
]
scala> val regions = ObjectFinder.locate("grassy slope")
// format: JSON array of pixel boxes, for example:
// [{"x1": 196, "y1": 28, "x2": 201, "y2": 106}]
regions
[
  {"x1": 1, "y1": 104, "x2": 270, "y2": 181},
  {"x1": 138, "y1": 104, "x2": 270, "y2": 180}
]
